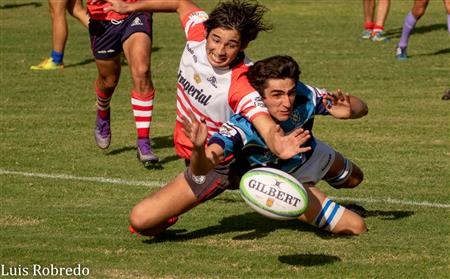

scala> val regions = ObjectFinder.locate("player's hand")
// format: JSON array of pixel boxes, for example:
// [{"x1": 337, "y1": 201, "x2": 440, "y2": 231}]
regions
[
  {"x1": 323, "y1": 89, "x2": 352, "y2": 119},
  {"x1": 91, "y1": 0, "x2": 130, "y2": 14},
  {"x1": 273, "y1": 126, "x2": 311, "y2": 160},
  {"x1": 181, "y1": 110, "x2": 208, "y2": 149}
]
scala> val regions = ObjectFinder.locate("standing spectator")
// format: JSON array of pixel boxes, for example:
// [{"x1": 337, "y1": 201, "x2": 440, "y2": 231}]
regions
[
  {"x1": 87, "y1": 0, "x2": 159, "y2": 167},
  {"x1": 395, "y1": 0, "x2": 450, "y2": 60},
  {"x1": 360, "y1": 0, "x2": 391, "y2": 42},
  {"x1": 30, "y1": 0, "x2": 89, "y2": 70}
]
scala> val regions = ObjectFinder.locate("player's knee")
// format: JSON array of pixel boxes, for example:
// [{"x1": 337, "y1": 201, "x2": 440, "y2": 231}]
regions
[
  {"x1": 131, "y1": 64, "x2": 150, "y2": 81},
  {"x1": 326, "y1": 159, "x2": 364, "y2": 189},
  {"x1": 129, "y1": 204, "x2": 152, "y2": 232},
  {"x1": 345, "y1": 169, "x2": 364, "y2": 189}
]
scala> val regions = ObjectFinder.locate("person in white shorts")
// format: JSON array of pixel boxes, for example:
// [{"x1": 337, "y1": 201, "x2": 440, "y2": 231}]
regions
[{"x1": 184, "y1": 55, "x2": 370, "y2": 235}]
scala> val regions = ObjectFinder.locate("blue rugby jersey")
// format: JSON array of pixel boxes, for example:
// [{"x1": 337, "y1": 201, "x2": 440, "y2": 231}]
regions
[{"x1": 208, "y1": 82, "x2": 330, "y2": 173}]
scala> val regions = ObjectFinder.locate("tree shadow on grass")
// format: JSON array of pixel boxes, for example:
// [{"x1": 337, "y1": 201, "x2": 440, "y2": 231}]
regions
[
  {"x1": 384, "y1": 23, "x2": 447, "y2": 39},
  {"x1": 279, "y1": 254, "x2": 341, "y2": 266},
  {"x1": 0, "y1": 2, "x2": 42, "y2": 9}
]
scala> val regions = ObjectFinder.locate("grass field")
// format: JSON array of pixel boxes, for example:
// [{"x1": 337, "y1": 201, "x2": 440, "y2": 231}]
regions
[{"x1": 1, "y1": 0, "x2": 449, "y2": 278}]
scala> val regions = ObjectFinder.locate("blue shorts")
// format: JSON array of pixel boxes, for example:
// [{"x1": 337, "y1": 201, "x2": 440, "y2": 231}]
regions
[{"x1": 89, "y1": 12, "x2": 153, "y2": 59}]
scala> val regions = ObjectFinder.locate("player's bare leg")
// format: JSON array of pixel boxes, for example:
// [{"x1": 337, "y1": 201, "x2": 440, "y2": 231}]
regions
[
  {"x1": 129, "y1": 174, "x2": 199, "y2": 236},
  {"x1": 298, "y1": 183, "x2": 367, "y2": 235}
]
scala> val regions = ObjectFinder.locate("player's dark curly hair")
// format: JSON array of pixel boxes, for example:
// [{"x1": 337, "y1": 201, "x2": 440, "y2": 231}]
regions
[
  {"x1": 247, "y1": 55, "x2": 301, "y2": 97},
  {"x1": 204, "y1": 0, "x2": 272, "y2": 47}
]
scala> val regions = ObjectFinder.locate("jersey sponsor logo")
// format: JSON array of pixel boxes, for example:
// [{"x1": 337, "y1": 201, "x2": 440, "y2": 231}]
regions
[
  {"x1": 131, "y1": 17, "x2": 143, "y2": 26},
  {"x1": 207, "y1": 75, "x2": 218, "y2": 88},
  {"x1": 253, "y1": 96, "x2": 265, "y2": 107},
  {"x1": 178, "y1": 70, "x2": 212, "y2": 106},
  {"x1": 219, "y1": 123, "x2": 237, "y2": 137},
  {"x1": 97, "y1": 49, "x2": 115, "y2": 54},
  {"x1": 186, "y1": 44, "x2": 198, "y2": 63},
  {"x1": 188, "y1": 11, "x2": 209, "y2": 24}
]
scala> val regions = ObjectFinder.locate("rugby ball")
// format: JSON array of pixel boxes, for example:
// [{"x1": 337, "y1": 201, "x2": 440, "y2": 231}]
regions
[{"x1": 239, "y1": 167, "x2": 308, "y2": 220}]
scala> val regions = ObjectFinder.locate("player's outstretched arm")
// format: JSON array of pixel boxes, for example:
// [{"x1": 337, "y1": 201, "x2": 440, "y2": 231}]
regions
[
  {"x1": 181, "y1": 111, "x2": 224, "y2": 176},
  {"x1": 96, "y1": 0, "x2": 198, "y2": 20},
  {"x1": 323, "y1": 89, "x2": 368, "y2": 119},
  {"x1": 252, "y1": 114, "x2": 312, "y2": 160}
]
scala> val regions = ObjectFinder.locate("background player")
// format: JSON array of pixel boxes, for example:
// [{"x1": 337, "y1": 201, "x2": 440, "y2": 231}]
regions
[
  {"x1": 30, "y1": 0, "x2": 89, "y2": 70},
  {"x1": 396, "y1": 0, "x2": 450, "y2": 60},
  {"x1": 360, "y1": 0, "x2": 391, "y2": 42},
  {"x1": 183, "y1": 55, "x2": 369, "y2": 235},
  {"x1": 87, "y1": 0, "x2": 159, "y2": 167}
]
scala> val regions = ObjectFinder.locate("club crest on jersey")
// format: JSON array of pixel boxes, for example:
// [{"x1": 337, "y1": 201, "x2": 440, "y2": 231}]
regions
[
  {"x1": 194, "y1": 73, "x2": 201, "y2": 84},
  {"x1": 191, "y1": 174, "x2": 206, "y2": 184}
]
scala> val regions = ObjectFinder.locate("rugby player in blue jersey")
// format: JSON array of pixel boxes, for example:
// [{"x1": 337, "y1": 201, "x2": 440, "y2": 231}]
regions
[{"x1": 183, "y1": 55, "x2": 369, "y2": 235}]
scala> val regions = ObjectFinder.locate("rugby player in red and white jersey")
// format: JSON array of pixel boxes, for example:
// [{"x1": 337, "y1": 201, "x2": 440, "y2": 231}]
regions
[
  {"x1": 87, "y1": 0, "x2": 159, "y2": 167},
  {"x1": 101, "y1": 0, "x2": 311, "y2": 236}
]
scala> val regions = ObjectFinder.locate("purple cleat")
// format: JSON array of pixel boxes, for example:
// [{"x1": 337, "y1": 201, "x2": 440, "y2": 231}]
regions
[
  {"x1": 94, "y1": 111, "x2": 111, "y2": 149},
  {"x1": 137, "y1": 138, "x2": 159, "y2": 167}
]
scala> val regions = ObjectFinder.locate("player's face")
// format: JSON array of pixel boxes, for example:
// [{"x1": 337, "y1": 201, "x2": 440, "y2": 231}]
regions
[
  {"x1": 205, "y1": 27, "x2": 243, "y2": 68},
  {"x1": 262, "y1": 78, "x2": 297, "y2": 122}
]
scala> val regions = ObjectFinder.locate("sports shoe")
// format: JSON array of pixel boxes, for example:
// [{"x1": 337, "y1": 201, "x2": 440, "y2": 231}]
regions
[
  {"x1": 30, "y1": 57, "x2": 64, "y2": 70},
  {"x1": 94, "y1": 110, "x2": 111, "y2": 149},
  {"x1": 395, "y1": 46, "x2": 408, "y2": 61},
  {"x1": 137, "y1": 138, "x2": 159, "y2": 167},
  {"x1": 370, "y1": 31, "x2": 390, "y2": 42},
  {"x1": 360, "y1": 29, "x2": 372, "y2": 40},
  {"x1": 128, "y1": 225, "x2": 141, "y2": 238}
]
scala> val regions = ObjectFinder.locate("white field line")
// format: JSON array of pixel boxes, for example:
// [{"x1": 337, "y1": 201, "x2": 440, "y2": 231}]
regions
[
  {"x1": 0, "y1": 169, "x2": 164, "y2": 188},
  {"x1": 1, "y1": 168, "x2": 449, "y2": 209}
]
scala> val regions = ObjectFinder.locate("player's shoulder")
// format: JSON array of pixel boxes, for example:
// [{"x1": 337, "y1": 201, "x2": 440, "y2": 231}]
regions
[{"x1": 182, "y1": 8, "x2": 208, "y2": 41}]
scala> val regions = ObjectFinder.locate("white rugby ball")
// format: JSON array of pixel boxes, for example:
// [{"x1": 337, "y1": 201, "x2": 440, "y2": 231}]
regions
[{"x1": 239, "y1": 167, "x2": 308, "y2": 220}]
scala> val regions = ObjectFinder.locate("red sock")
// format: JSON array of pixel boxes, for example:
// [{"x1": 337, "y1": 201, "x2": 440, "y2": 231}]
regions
[
  {"x1": 95, "y1": 86, "x2": 113, "y2": 119},
  {"x1": 131, "y1": 90, "x2": 154, "y2": 138},
  {"x1": 373, "y1": 25, "x2": 384, "y2": 33},
  {"x1": 364, "y1": 21, "x2": 375, "y2": 30}
]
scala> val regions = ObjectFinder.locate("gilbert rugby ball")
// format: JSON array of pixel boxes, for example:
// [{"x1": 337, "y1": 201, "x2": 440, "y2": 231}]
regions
[{"x1": 239, "y1": 167, "x2": 308, "y2": 220}]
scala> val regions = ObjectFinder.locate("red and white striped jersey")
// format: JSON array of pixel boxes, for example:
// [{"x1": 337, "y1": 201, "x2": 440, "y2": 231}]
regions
[
  {"x1": 174, "y1": 9, "x2": 269, "y2": 159},
  {"x1": 87, "y1": 0, "x2": 138, "y2": 21}
]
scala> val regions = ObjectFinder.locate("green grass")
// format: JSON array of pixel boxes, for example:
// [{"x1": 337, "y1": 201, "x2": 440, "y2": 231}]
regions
[{"x1": 1, "y1": 0, "x2": 449, "y2": 278}]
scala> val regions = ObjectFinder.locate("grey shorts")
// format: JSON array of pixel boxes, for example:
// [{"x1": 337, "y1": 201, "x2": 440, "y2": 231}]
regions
[
  {"x1": 89, "y1": 12, "x2": 153, "y2": 59},
  {"x1": 184, "y1": 158, "x2": 250, "y2": 202},
  {"x1": 291, "y1": 139, "x2": 336, "y2": 184}
]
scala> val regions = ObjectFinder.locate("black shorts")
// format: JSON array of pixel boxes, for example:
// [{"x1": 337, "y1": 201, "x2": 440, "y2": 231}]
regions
[
  {"x1": 184, "y1": 158, "x2": 251, "y2": 203},
  {"x1": 89, "y1": 12, "x2": 153, "y2": 59}
]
